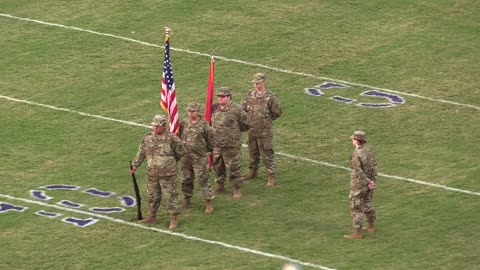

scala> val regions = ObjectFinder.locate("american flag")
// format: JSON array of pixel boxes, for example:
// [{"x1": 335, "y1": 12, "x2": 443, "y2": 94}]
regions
[{"x1": 160, "y1": 36, "x2": 179, "y2": 135}]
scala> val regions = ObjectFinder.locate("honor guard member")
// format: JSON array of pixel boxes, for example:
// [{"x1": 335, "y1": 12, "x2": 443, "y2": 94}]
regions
[
  {"x1": 130, "y1": 114, "x2": 185, "y2": 230},
  {"x1": 241, "y1": 73, "x2": 282, "y2": 186},
  {"x1": 179, "y1": 102, "x2": 216, "y2": 214},
  {"x1": 344, "y1": 131, "x2": 378, "y2": 239},
  {"x1": 211, "y1": 87, "x2": 249, "y2": 199}
]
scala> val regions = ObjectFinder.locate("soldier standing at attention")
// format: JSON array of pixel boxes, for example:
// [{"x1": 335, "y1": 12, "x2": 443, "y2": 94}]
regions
[
  {"x1": 211, "y1": 87, "x2": 249, "y2": 199},
  {"x1": 179, "y1": 102, "x2": 216, "y2": 214},
  {"x1": 344, "y1": 131, "x2": 378, "y2": 239},
  {"x1": 241, "y1": 73, "x2": 282, "y2": 187},
  {"x1": 130, "y1": 114, "x2": 185, "y2": 230}
]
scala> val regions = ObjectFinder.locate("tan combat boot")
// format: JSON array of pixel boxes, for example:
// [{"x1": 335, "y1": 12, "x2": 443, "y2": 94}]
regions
[
  {"x1": 215, "y1": 182, "x2": 226, "y2": 193},
  {"x1": 232, "y1": 187, "x2": 242, "y2": 200},
  {"x1": 362, "y1": 223, "x2": 376, "y2": 233},
  {"x1": 168, "y1": 214, "x2": 179, "y2": 230},
  {"x1": 243, "y1": 169, "x2": 257, "y2": 181},
  {"x1": 137, "y1": 211, "x2": 157, "y2": 224},
  {"x1": 266, "y1": 174, "x2": 276, "y2": 187},
  {"x1": 204, "y1": 200, "x2": 214, "y2": 214},
  {"x1": 181, "y1": 198, "x2": 192, "y2": 208},
  {"x1": 344, "y1": 228, "x2": 363, "y2": 239}
]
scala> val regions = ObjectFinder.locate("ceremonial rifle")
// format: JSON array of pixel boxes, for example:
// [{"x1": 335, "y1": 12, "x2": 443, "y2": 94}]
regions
[{"x1": 129, "y1": 161, "x2": 143, "y2": 221}]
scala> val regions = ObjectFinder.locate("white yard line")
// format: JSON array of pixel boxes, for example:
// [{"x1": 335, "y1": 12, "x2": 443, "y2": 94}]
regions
[
  {"x1": 1, "y1": 12, "x2": 477, "y2": 270},
  {"x1": 276, "y1": 152, "x2": 480, "y2": 196},
  {"x1": 0, "y1": 95, "x2": 150, "y2": 128},
  {"x1": 0, "y1": 194, "x2": 335, "y2": 270},
  {"x1": 1, "y1": 13, "x2": 479, "y2": 111},
  {"x1": 1, "y1": 94, "x2": 479, "y2": 197}
]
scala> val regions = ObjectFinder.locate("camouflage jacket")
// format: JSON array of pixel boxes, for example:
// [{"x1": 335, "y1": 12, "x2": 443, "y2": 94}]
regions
[
  {"x1": 132, "y1": 130, "x2": 185, "y2": 176},
  {"x1": 241, "y1": 89, "x2": 282, "y2": 132},
  {"x1": 211, "y1": 102, "x2": 248, "y2": 148},
  {"x1": 350, "y1": 146, "x2": 377, "y2": 194},
  {"x1": 179, "y1": 118, "x2": 215, "y2": 157}
]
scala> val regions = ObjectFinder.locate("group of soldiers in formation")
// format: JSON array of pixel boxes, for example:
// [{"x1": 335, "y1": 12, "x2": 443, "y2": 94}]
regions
[{"x1": 129, "y1": 72, "x2": 377, "y2": 240}]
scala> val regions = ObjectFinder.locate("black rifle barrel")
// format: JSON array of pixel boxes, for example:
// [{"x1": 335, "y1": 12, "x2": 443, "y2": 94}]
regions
[{"x1": 130, "y1": 161, "x2": 143, "y2": 220}]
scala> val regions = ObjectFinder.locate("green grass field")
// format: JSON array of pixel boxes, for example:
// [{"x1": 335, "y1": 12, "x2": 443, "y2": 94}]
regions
[{"x1": 1, "y1": 1, "x2": 479, "y2": 269}]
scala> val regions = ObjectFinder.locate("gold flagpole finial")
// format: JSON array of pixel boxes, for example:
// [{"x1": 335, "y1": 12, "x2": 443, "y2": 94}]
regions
[{"x1": 164, "y1": 27, "x2": 172, "y2": 38}]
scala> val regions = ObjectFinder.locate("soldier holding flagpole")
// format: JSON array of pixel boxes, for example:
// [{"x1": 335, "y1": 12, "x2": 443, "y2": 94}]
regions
[
  {"x1": 129, "y1": 28, "x2": 185, "y2": 230},
  {"x1": 211, "y1": 87, "x2": 249, "y2": 199}
]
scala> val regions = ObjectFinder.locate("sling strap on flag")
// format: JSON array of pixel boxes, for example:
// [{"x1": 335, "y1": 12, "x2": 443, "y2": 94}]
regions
[{"x1": 160, "y1": 28, "x2": 179, "y2": 135}]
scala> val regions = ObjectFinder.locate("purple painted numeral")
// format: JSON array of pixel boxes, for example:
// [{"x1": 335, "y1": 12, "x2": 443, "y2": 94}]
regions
[
  {"x1": 89, "y1": 207, "x2": 125, "y2": 213},
  {"x1": 304, "y1": 88, "x2": 324, "y2": 97},
  {"x1": 120, "y1": 196, "x2": 136, "y2": 207},
  {"x1": 84, "y1": 188, "x2": 115, "y2": 198},
  {"x1": 63, "y1": 217, "x2": 98, "y2": 227},
  {"x1": 31, "y1": 190, "x2": 53, "y2": 201},
  {"x1": 331, "y1": 96, "x2": 356, "y2": 103},
  {"x1": 0, "y1": 202, "x2": 27, "y2": 213},
  {"x1": 36, "y1": 210, "x2": 61, "y2": 218},
  {"x1": 42, "y1": 184, "x2": 80, "y2": 190},
  {"x1": 361, "y1": 90, "x2": 405, "y2": 104},
  {"x1": 358, "y1": 103, "x2": 394, "y2": 108},
  {"x1": 58, "y1": 200, "x2": 84, "y2": 208}
]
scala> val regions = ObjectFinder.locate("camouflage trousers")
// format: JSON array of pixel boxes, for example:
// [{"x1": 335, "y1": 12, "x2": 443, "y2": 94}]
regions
[
  {"x1": 181, "y1": 154, "x2": 214, "y2": 202},
  {"x1": 213, "y1": 146, "x2": 243, "y2": 189},
  {"x1": 248, "y1": 130, "x2": 275, "y2": 175},
  {"x1": 349, "y1": 189, "x2": 375, "y2": 229},
  {"x1": 146, "y1": 171, "x2": 180, "y2": 216}
]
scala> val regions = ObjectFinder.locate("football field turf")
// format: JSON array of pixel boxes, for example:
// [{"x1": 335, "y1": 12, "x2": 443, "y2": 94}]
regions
[{"x1": 1, "y1": 1, "x2": 479, "y2": 269}]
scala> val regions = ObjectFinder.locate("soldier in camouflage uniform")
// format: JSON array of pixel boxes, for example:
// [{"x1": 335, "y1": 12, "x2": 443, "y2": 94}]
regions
[
  {"x1": 211, "y1": 87, "x2": 249, "y2": 199},
  {"x1": 179, "y1": 102, "x2": 216, "y2": 214},
  {"x1": 130, "y1": 114, "x2": 185, "y2": 230},
  {"x1": 344, "y1": 131, "x2": 377, "y2": 239},
  {"x1": 241, "y1": 73, "x2": 282, "y2": 187}
]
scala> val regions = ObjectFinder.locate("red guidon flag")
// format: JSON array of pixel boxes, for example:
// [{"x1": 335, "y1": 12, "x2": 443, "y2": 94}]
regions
[
  {"x1": 204, "y1": 55, "x2": 214, "y2": 124},
  {"x1": 160, "y1": 35, "x2": 179, "y2": 135},
  {"x1": 204, "y1": 54, "x2": 215, "y2": 168}
]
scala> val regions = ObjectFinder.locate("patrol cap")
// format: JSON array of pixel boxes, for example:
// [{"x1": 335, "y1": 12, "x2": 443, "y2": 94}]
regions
[
  {"x1": 151, "y1": 114, "x2": 167, "y2": 126},
  {"x1": 187, "y1": 102, "x2": 200, "y2": 111},
  {"x1": 217, "y1": 87, "x2": 232, "y2": 97},
  {"x1": 251, "y1": 73, "x2": 266, "y2": 83},
  {"x1": 350, "y1": 131, "x2": 366, "y2": 140}
]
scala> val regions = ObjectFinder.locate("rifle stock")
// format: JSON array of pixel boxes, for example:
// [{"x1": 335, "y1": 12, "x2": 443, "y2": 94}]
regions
[{"x1": 129, "y1": 161, "x2": 143, "y2": 220}]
